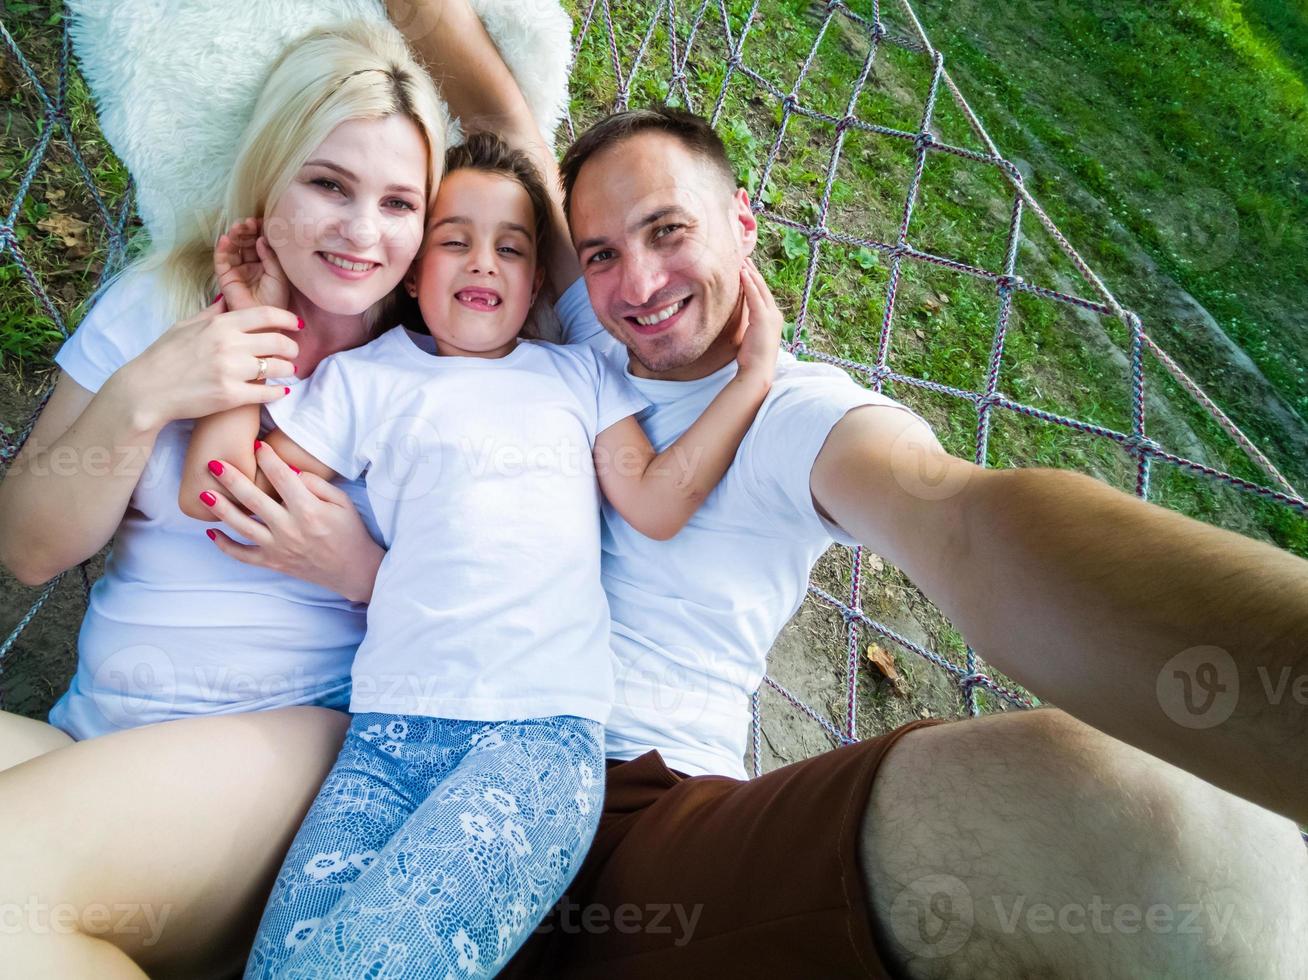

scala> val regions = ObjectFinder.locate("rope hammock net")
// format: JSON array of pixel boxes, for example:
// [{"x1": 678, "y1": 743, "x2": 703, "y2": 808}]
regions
[{"x1": 1, "y1": 1, "x2": 1304, "y2": 839}]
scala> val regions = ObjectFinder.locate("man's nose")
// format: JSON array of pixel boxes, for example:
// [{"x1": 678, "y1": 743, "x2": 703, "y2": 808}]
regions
[{"x1": 620, "y1": 250, "x2": 664, "y2": 308}]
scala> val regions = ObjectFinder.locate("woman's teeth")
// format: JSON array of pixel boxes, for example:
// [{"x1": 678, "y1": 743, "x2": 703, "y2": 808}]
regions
[
  {"x1": 322, "y1": 253, "x2": 375, "y2": 272},
  {"x1": 635, "y1": 298, "x2": 687, "y2": 326}
]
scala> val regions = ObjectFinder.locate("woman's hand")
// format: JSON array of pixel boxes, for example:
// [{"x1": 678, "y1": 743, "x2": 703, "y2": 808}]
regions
[
  {"x1": 120, "y1": 296, "x2": 302, "y2": 430},
  {"x1": 197, "y1": 440, "x2": 384, "y2": 603},
  {"x1": 215, "y1": 218, "x2": 290, "y2": 311},
  {"x1": 733, "y1": 258, "x2": 783, "y2": 385}
]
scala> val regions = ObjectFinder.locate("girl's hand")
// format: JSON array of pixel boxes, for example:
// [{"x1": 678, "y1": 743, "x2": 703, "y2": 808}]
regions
[
  {"x1": 733, "y1": 257, "x2": 783, "y2": 384},
  {"x1": 123, "y1": 296, "x2": 301, "y2": 429},
  {"x1": 199, "y1": 440, "x2": 384, "y2": 603},
  {"x1": 215, "y1": 218, "x2": 290, "y2": 311}
]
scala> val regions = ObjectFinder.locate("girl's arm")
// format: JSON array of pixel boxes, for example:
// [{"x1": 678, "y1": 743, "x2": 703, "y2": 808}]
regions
[
  {"x1": 595, "y1": 261, "x2": 781, "y2": 540},
  {"x1": 179, "y1": 406, "x2": 262, "y2": 520},
  {"x1": 180, "y1": 222, "x2": 296, "y2": 520}
]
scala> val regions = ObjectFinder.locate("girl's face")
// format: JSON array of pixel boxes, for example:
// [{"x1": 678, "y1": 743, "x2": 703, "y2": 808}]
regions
[
  {"x1": 265, "y1": 114, "x2": 428, "y2": 317},
  {"x1": 405, "y1": 168, "x2": 544, "y2": 359}
]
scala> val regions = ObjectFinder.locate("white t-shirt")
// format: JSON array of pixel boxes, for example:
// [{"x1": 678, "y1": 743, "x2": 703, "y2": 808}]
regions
[
  {"x1": 267, "y1": 325, "x2": 647, "y2": 724},
  {"x1": 48, "y1": 271, "x2": 378, "y2": 739},
  {"x1": 557, "y1": 278, "x2": 937, "y2": 778}
]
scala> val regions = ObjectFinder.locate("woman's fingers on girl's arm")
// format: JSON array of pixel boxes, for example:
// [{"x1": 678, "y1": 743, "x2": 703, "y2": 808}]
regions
[
  {"x1": 253, "y1": 441, "x2": 314, "y2": 510},
  {"x1": 298, "y1": 470, "x2": 351, "y2": 507},
  {"x1": 213, "y1": 306, "x2": 299, "y2": 336},
  {"x1": 196, "y1": 479, "x2": 271, "y2": 544},
  {"x1": 206, "y1": 528, "x2": 267, "y2": 568},
  {"x1": 203, "y1": 456, "x2": 287, "y2": 533}
]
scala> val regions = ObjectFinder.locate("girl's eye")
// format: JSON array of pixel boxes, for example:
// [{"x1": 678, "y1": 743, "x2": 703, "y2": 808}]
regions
[
  {"x1": 497, "y1": 245, "x2": 522, "y2": 256},
  {"x1": 442, "y1": 240, "x2": 468, "y2": 248},
  {"x1": 386, "y1": 198, "x2": 418, "y2": 211},
  {"x1": 311, "y1": 178, "x2": 342, "y2": 193}
]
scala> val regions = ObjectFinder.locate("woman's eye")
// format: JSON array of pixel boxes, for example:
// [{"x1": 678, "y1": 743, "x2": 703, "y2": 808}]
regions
[
  {"x1": 312, "y1": 178, "x2": 342, "y2": 193},
  {"x1": 386, "y1": 199, "x2": 417, "y2": 211}
]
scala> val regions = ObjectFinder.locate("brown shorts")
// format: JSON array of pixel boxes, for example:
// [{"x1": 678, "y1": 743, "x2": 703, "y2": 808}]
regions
[{"x1": 502, "y1": 717, "x2": 950, "y2": 978}]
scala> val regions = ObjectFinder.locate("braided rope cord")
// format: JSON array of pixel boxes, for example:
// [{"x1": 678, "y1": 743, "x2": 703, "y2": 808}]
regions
[{"x1": 1, "y1": 2, "x2": 1304, "y2": 852}]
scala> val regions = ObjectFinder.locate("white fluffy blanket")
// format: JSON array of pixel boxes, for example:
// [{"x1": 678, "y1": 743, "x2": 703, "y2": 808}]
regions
[{"x1": 66, "y1": 0, "x2": 573, "y2": 247}]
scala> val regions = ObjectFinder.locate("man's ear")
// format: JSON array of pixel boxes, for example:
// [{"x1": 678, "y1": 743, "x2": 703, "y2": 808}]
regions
[{"x1": 732, "y1": 187, "x2": 759, "y2": 256}]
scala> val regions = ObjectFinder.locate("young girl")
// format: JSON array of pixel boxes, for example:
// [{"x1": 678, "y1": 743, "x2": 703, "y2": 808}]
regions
[{"x1": 219, "y1": 132, "x2": 781, "y2": 977}]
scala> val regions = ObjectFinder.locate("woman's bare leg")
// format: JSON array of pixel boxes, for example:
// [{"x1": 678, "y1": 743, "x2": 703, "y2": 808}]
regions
[
  {"x1": 0, "y1": 709, "x2": 75, "y2": 772},
  {"x1": 0, "y1": 705, "x2": 350, "y2": 980}
]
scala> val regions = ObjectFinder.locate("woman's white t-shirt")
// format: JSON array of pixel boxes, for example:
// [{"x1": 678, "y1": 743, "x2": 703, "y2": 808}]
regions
[
  {"x1": 45, "y1": 272, "x2": 600, "y2": 739},
  {"x1": 267, "y1": 326, "x2": 647, "y2": 724}
]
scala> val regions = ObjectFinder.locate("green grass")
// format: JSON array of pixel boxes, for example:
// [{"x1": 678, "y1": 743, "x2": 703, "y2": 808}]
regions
[
  {"x1": 563, "y1": 0, "x2": 1308, "y2": 558},
  {"x1": 0, "y1": 1, "x2": 135, "y2": 371}
]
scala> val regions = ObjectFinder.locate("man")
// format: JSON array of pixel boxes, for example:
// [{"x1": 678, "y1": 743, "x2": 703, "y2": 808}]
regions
[{"x1": 391, "y1": 8, "x2": 1307, "y2": 976}]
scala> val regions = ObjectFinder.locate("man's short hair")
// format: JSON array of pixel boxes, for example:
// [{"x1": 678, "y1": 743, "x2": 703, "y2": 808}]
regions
[{"x1": 559, "y1": 106, "x2": 737, "y2": 218}]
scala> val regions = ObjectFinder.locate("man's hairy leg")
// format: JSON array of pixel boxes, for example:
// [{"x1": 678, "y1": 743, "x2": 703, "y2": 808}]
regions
[{"x1": 859, "y1": 708, "x2": 1306, "y2": 979}]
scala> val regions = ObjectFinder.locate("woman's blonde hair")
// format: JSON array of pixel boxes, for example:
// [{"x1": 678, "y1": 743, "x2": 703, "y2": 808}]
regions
[{"x1": 138, "y1": 19, "x2": 448, "y2": 325}]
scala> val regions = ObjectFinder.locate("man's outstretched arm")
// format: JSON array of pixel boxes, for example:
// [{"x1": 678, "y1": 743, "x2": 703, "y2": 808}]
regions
[
  {"x1": 811, "y1": 404, "x2": 1308, "y2": 824},
  {"x1": 386, "y1": 0, "x2": 581, "y2": 293}
]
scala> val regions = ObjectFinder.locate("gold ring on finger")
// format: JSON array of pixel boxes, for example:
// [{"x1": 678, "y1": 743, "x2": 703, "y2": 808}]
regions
[{"x1": 253, "y1": 356, "x2": 269, "y2": 383}]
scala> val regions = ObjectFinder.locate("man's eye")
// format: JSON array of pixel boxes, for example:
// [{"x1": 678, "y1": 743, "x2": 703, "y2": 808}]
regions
[
  {"x1": 588, "y1": 249, "x2": 614, "y2": 264},
  {"x1": 654, "y1": 223, "x2": 684, "y2": 239}
]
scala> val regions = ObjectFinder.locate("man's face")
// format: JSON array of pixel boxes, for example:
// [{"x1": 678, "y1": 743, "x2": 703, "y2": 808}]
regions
[{"x1": 569, "y1": 131, "x2": 757, "y2": 379}]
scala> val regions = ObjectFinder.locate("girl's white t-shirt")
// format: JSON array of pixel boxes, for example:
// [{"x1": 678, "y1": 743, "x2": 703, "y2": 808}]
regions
[{"x1": 266, "y1": 325, "x2": 648, "y2": 724}]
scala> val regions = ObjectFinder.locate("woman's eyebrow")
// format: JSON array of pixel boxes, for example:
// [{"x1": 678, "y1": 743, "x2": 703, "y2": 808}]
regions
[{"x1": 303, "y1": 159, "x2": 422, "y2": 197}]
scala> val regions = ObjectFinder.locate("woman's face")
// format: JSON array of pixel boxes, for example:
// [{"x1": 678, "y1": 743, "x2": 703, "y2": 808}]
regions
[
  {"x1": 264, "y1": 114, "x2": 429, "y2": 317},
  {"x1": 405, "y1": 168, "x2": 543, "y2": 359}
]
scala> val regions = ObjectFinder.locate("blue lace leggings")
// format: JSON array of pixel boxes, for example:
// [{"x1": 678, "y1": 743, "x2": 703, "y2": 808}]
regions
[{"x1": 243, "y1": 712, "x2": 604, "y2": 979}]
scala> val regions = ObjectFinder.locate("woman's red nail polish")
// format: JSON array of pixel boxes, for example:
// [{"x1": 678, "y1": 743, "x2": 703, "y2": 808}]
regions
[
  {"x1": 284, "y1": 386, "x2": 291, "y2": 395},
  {"x1": 211, "y1": 292, "x2": 222, "y2": 303},
  {"x1": 207, "y1": 460, "x2": 224, "y2": 477},
  {"x1": 254, "y1": 440, "x2": 263, "y2": 452},
  {"x1": 291, "y1": 363, "x2": 298, "y2": 375},
  {"x1": 290, "y1": 465, "x2": 302, "y2": 475},
  {"x1": 205, "y1": 529, "x2": 217, "y2": 541},
  {"x1": 296, "y1": 317, "x2": 305, "y2": 330},
  {"x1": 199, "y1": 491, "x2": 217, "y2": 507}
]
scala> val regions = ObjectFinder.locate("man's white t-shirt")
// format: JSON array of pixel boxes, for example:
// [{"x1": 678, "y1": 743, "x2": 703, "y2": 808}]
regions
[
  {"x1": 267, "y1": 325, "x2": 648, "y2": 724},
  {"x1": 557, "y1": 278, "x2": 936, "y2": 778}
]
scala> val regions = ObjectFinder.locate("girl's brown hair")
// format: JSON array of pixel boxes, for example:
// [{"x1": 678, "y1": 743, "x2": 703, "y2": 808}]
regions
[{"x1": 430, "y1": 131, "x2": 552, "y2": 339}]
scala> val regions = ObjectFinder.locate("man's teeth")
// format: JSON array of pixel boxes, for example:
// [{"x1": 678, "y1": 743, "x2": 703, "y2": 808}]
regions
[
  {"x1": 323, "y1": 253, "x2": 375, "y2": 272},
  {"x1": 635, "y1": 298, "x2": 687, "y2": 326}
]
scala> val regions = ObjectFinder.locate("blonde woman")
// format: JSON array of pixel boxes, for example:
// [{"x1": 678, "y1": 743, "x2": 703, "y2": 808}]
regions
[{"x1": 0, "y1": 8, "x2": 569, "y2": 976}]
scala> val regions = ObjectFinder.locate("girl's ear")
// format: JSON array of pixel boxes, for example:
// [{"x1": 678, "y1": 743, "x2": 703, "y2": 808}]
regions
[
  {"x1": 404, "y1": 268, "x2": 419, "y2": 299},
  {"x1": 530, "y1": 264, "x2": 546, "y2": 305}
]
